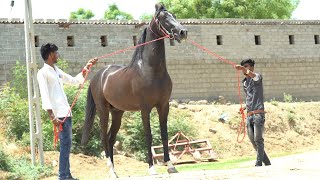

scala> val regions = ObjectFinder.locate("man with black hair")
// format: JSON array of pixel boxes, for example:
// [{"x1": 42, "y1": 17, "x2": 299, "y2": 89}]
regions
[
  {"x1": 37, "y1": 43, "x2": 97, "y2": 180},
  {"x1": 235, "y1": 59, "x2": 271, "y2": 167}
]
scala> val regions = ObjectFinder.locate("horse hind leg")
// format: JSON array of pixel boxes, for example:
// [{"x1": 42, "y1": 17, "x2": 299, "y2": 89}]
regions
[
  {"x1": 108, "y1": 109, "x2": 124, "y2": 165},
  {"x1": 96, "y1": 103, "x2": 117, "y2": 178}
]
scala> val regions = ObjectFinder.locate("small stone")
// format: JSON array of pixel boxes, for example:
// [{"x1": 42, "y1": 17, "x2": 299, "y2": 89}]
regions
[
  {"x1": 217, "y1": 96, "x2": 226, "y2": 104},
  {"x1": 178, "y1": 104, "x2": 187, "y2": 109},
  {"x1": 169, "y1": 101, "x2": 179, "y2": 108},
  {"x1": 209, "y1": 128, "x2": 217, "y2": 133},
  {"x1": 188, "y1": 101, "x2": 196, "y2": 105},
  {"x1": 181, "y1": 99, "x2": 191, "y2": 104},
  {"x1": 171, "y1": 99, "x2": 180, "y2": 104},
  {"x1": 52, "y1": 160, "x2": 58, "y2": 167},
  {"x1": 197, "y1": 100, "x2": 208, "y2": 105}
]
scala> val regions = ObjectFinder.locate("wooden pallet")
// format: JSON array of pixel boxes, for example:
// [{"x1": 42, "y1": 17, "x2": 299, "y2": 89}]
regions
[{"x1": 151, "y1": 131, "x2": 217, "y2": 165}]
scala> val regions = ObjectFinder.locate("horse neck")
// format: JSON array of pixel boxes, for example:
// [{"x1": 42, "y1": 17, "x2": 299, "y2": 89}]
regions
[{"x1": 141, "y1": 27, "x2": 167, "y2": 76}]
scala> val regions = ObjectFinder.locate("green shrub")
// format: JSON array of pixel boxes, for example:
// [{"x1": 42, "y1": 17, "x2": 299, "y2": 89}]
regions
[
  {"x1": 0, "y1": 145, "x2": 52, "y2": 179},
  {"x1": 269, "y1": 98, "x2": 279, "y2": 106},
  {"x1": 11, "y1": 61, "x2": 28, "y2": 99},
  {"x1": 287, "y1": 113, "x2": 296, "y2": 123},
  {"x1": 0, "y1": 147, "x2": 11, "y2": 171},
  {"x1": 283, "y1": 93, "x2": 293, "y2": 103},
  {"x1": 0, "y1": 84, "x2": 29, "y2": 140},
  {"x1": 7, "y1": 157, "x2": 53, "y2": 180}
]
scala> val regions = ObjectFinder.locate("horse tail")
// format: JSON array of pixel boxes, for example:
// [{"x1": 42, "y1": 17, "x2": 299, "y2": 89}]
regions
[{"x1": 81, "y1": 84, "x2": 96, "y2": 146}]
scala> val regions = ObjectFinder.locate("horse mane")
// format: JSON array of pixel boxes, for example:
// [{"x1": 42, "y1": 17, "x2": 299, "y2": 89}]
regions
[{"x1": 128, "y1": 28, "x2": 147, "y2": 67}]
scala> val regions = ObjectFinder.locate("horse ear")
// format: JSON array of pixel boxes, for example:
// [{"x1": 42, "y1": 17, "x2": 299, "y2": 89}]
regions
[{"x1": 155, "y1": 3, "x2": 165, "y2": 12}]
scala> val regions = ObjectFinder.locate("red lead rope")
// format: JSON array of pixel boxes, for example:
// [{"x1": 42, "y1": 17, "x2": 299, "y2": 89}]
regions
[{"x1": 189, "y1": 40, "x2": 246, "y2": 143}]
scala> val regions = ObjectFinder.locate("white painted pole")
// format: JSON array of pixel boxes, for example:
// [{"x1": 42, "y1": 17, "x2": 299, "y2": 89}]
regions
[{"x1": 24, "y1": 0, "x2": 44, "y2": 166}]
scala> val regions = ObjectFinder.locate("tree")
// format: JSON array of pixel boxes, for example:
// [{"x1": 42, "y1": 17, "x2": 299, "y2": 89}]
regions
[
  {"x1": 160, "y1": 0, "x2": 300, "y2": 19},
  {"x1": 70, "y1": 8, "x2": 95, "y2": 20},
  {"x1": 212, "y1": 0, "x2": 300, "y2": 19},
  {"x1": 139, "y1": 13, "x2": 153, "y2": 20},
  {"x1": 104, "y1": 4, "x2": 133, "y2": 20},
  {"x1": 160, "y1": 0, "x2": 202, "y2": 18}
]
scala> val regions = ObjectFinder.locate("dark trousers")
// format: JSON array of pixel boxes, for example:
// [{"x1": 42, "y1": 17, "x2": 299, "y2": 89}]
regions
[
  {"x1": 58, "y1": 117, "x2": 73, "y2": 179},
  {"x1": 246, "y1": 114, "x2": 271, "y2": 166}
]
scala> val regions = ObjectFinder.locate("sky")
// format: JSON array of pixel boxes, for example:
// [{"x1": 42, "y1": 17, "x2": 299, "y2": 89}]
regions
[{"x1": 0, "y1": 0, "x2": 319, "y2": 20}]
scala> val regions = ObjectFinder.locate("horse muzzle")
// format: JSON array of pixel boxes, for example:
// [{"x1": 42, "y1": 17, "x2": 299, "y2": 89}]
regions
[{"x1": 173, "y1": 29, "x2": 188, "y2": 43}]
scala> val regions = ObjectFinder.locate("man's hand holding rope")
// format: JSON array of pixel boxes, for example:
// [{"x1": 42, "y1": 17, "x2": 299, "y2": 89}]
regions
[{"x1": 82, "y1": 58, "x2": 98, "y2": 77}]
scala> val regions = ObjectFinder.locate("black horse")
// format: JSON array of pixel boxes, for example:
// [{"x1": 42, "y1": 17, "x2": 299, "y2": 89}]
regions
[{"x1": 81, "y1": 3, "x2": 187, "y2": 177}]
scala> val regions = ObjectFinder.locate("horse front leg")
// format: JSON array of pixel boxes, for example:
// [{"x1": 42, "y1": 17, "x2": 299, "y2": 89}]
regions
[
  {"x1": 157, "y1": 103, "x2": 178, "y2": 173},
  {"x1": 141, "y1": 108, "x2": 157, "y2": 175}
]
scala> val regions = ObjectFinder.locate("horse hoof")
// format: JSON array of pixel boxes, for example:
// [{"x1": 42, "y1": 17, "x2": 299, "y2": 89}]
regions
[
  {"x1": 167, "y1": 167, "x2": 178, "y2": 174},
  {"x1": 149, "y1": 166, "x2": 158, "y2": 175},
  {"x1": 108, "y1": 171, "x2": 118, "y2": 179}
]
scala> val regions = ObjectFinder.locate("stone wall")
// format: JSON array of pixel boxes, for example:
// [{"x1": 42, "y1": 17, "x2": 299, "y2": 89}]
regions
[{"x1": 1, "y1": 19, "x2": 319, "y2": 101}]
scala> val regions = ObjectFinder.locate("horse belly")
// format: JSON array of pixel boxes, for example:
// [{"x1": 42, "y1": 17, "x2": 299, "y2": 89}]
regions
[
  {"x1": 107, "y1": 94, "x2": 141, "y2": 112},
  {"x1": 103, "y1": 73, "x2": 141, "y2": 111}
]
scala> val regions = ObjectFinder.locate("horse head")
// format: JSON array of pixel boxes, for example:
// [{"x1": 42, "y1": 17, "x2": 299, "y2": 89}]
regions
[{"x1": 151, "y1": 3, "x2": 188, "y2": 43}]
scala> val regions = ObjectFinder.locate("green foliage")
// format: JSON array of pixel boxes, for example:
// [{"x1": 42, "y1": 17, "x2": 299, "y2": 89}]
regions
[
  {"x1": 0, "y1": 147, "x2": 11, "y2": 171},
  {"x1": 161, "y1": 0, "x2": 210, "y2": 19},
  {"x1": 0, "y1": 84, "x2": 29, "y2": 140},
  {"x1": 283, "y1": 92, "x2": 293, "y2": 103},
  {"x1": 212, "y1": 0, "x2": 300, "y2": 19},
  {"x1": 139, "y1": 13, "x2": 153, "y2": 20},
  {"x1": 11, "y1": 61, "x2": 28, "y2": 99},
  {"x1": 269, "y1": 98, "x2": 279, "y2": 106},
  {"x1": 160, "y1": 0, "x2": 299, "y2": 19},
  {"x1": 119, "y1": 108, "x2": 196, "y2": 162},
  {"x1": 6, "y1": 157, "x2": 53, "y2": 180},
  {"x1": 104, "y1": 4, "x2": 133, "y2": 20},
  {"x1": 0, "y1": 145, "x2": 53, "y2": 179},
  {"x1": 57, "y1": 58, "x2": 69, "y2": 71},
  {"x1": 287, "y1": 112, "x2": 296, "y2": 123},
  {"x1": 70, "y1": 8, "x2": 95, "y2": 20}
]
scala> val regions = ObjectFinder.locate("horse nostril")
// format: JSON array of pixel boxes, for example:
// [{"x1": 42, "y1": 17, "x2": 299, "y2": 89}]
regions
[
  {"x1": 179, "y1": 30, "x2": 184, "y2": 36},
  {"x1": 179, "y1": 30, "x2": 188, "y2": 38}
]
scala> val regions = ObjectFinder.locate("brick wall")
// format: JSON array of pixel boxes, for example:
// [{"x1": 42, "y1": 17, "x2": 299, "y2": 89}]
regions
[{"x1": 1, "y1": 19, "x2": 319, "y2": 102}]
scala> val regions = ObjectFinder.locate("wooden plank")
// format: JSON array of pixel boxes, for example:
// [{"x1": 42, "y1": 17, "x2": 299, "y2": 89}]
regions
[{"x1": 152, "y1": 139, "x2": 210, "y2": 149}]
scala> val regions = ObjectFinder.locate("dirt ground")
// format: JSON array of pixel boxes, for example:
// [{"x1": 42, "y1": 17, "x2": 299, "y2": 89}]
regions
[
  {"x1": 40, "y1": 150, "x2": 320, "y2": 180},
  {"x1": 2, "y1": 102, "x2": 320, "y2": 179}
]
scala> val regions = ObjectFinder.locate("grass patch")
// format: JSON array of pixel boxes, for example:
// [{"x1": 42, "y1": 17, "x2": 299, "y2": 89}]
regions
[
  {"x1": 175, "y1": 156, "x2": 254, "y2": 172},
  {"x1": 0, "y1": 146, "x2": 53, "y2": 180},
  {"x1": 150, "y1": 156, "x2": 255, "y2": 175},
  {"x1": 153, "y1": 150, "x2": 313, "y2": 175}
]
